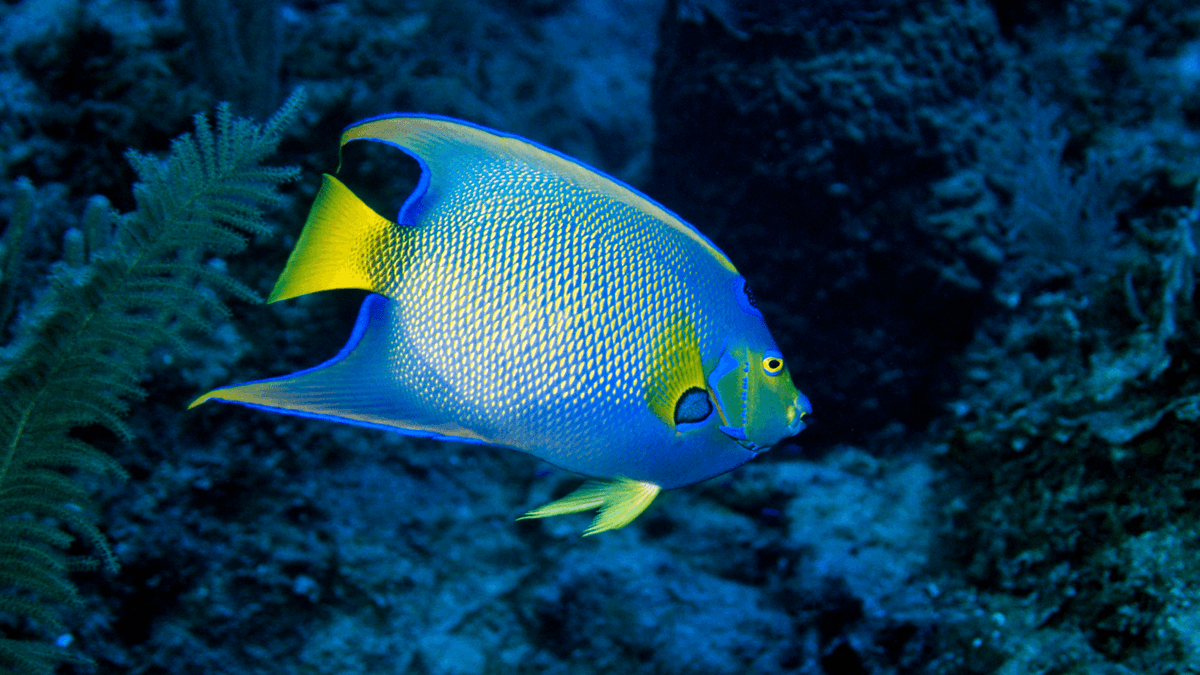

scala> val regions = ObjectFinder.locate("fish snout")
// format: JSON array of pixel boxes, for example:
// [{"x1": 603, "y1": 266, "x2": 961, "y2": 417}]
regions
[{"x1": 786, "y1": 392, "x2": 812, "y2": 435}]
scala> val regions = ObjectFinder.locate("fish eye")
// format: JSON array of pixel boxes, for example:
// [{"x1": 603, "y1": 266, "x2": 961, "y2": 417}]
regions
[{"x1": 762, "y1": 350, "x2": 784, "y2": 377}]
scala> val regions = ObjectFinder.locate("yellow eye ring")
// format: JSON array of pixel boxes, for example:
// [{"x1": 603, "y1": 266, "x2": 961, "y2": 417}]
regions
[{"x1": 762, "y1": 351, "x2": 784, "y2": 377}]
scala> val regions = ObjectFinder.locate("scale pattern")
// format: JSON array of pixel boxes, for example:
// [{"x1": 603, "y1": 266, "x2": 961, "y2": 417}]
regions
[
  {"x1": 191, "y1": 114, "x2": 807, "y2": 498},
  {"x1": 365, "y1": 156, "x2": 702, "y2": 471}
]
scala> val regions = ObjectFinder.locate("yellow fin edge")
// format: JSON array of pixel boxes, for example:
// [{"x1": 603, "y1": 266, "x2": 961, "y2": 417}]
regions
[
  {"x1": 187, "y1": 392, "x2": 213, "y2": 410},
  {"x1": 519, "y1": 477, "x2": 662, "y2": 536}
]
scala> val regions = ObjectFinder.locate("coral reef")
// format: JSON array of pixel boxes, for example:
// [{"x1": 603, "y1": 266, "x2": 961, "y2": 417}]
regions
[{"x1": 934, "y1": 156, "x2": 1200, "y2": 674}]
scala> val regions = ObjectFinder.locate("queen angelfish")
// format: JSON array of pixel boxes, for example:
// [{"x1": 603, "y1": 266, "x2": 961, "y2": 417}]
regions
[{"x1": 190, "y1": 114, "x2": 811, "y2": 535}]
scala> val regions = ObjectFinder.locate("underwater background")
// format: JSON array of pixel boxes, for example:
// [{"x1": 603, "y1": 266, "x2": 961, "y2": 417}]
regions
[{"x1": 1, "y1": 0, "x2": 1199, "y2": 673}]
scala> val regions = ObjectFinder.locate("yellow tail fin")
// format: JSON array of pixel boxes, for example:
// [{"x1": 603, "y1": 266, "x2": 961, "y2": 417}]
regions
[
  {"x1": 519, "y1": 477, "x2": 661, "y2": 536},
  {"x1": 269, "y1": 174, "x2": 394, "y2": 303}
]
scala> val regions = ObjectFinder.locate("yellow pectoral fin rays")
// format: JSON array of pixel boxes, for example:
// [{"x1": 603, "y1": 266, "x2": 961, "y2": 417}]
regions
[
  {"x1": 644, "y1": 312, "x2": 710, "y2": 429},
  {"x1": 519, "y1": 477, "x2": 662, "y2": 536}
]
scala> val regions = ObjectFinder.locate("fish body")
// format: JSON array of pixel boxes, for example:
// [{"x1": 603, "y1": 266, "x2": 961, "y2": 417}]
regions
[{"x1": 191, "y1": 115, "x2": 810, "y2": 533}]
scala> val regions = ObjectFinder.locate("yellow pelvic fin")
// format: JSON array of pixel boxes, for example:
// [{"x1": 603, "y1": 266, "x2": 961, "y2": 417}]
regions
[
  {"x1": 268, "y1": 174, "x2": 395, "y2": 303},
  {"x1": 518, "y1": 477, "x2": 662, "y2": 536},
  {"x1": 644, "y1": 312, "x2": 707, "y2": 428}
]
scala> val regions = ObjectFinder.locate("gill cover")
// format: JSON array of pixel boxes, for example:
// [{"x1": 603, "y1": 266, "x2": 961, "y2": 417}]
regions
[{"x1": 710, "y1": 345, "x2": 808, "y2": 451}]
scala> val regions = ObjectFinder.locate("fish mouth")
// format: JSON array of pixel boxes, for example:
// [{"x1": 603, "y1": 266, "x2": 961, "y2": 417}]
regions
[
  {"x1": 788, "y1": 392, "x2": 812, "y2": 435},
  {"x1": 720, "y1": 392, "x2": 810, "y2": 452}
]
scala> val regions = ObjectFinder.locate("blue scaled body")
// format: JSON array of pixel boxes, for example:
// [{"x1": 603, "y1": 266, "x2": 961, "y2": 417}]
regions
[{"x1": 191, "y1": 114, "x2": 810, "y2": 533}]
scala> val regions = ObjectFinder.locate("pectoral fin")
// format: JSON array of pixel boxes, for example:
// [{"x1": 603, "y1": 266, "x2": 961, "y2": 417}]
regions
[
  {"x1": 644, "y1": 312, "x2": 716, "y2": 432},
  {"x1": 519, "y1": 477, "x2": 661, "y2": 536}
]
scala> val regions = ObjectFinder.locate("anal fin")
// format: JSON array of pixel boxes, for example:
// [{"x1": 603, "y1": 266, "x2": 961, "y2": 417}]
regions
[
  {"x1": 519, "y1": 477, "x2": 661, "y2": 536},
  {"x1": 189, "y1": 294, "x2": 486, "y2": 444}
]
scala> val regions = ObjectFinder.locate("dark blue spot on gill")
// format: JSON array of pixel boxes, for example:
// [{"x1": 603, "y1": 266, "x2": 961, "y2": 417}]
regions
[{"x1": 675, "y1": 387, "x2": 713, "y2": 425}]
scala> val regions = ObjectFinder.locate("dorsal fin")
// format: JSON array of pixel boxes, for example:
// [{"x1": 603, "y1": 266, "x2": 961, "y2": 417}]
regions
[{"x1": 339, "y1": 114, "x2": 737, "y2": 271}]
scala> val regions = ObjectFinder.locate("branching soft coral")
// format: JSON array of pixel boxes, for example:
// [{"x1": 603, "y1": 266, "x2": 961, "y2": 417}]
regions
[{"x1": 0, "y1": 90, "x2": 303, "y2": 675}]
